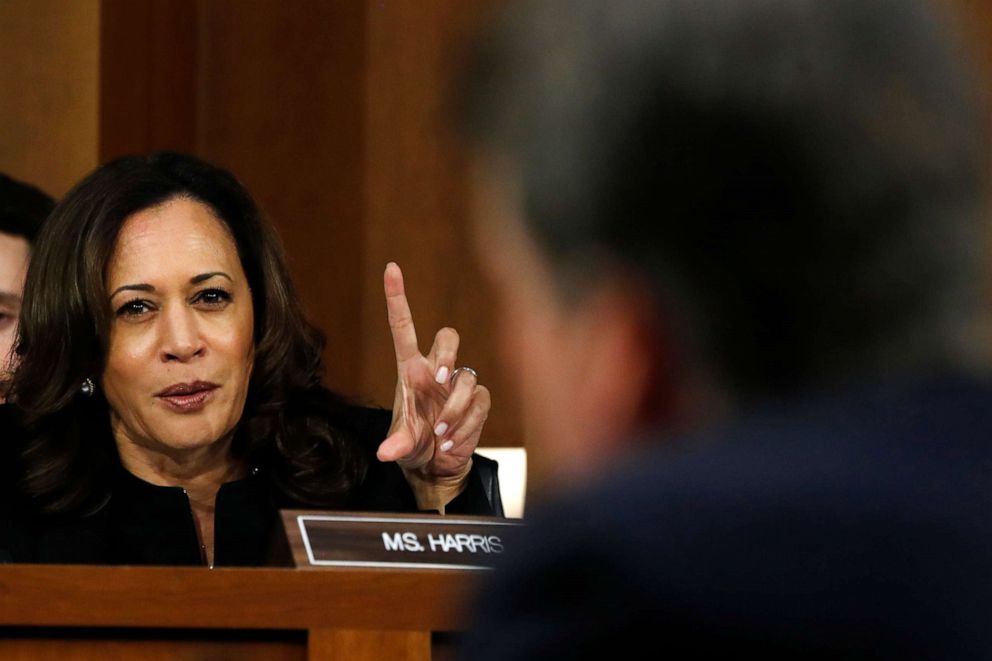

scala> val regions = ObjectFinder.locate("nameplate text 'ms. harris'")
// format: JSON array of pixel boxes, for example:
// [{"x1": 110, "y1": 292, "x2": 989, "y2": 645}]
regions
[{"x1": 278, "y1": 510, "x2": 522, "y2": 570}]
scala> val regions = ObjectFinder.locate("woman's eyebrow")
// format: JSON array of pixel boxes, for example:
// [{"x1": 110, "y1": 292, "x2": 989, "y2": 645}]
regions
[
  {"x1": 191, "y1": 272, "x2": 233, "y2": 285},
  {"x1": 109, "y1": 283, "x2": 154, "y2": 299}
]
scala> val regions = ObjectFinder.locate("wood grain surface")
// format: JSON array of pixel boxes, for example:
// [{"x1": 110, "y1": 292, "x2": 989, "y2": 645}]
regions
[{"x1": 0, "y1": 564, "x2": 476, "y2": 631}]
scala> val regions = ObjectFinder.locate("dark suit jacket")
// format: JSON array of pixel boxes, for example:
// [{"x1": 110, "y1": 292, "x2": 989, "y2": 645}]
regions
[
  {"x1": 460, "y1": 376, "x2": 992, "y2": 659},
  {"x1": 0, "y1": 405, "x2": 503, "y2": 565}
]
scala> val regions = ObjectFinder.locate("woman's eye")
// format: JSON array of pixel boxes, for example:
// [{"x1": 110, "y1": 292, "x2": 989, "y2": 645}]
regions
[
  {"x1": 194, "y1": 288, "x2": 232, "y2": 308},
  {"x1": 115, "y1": 300, "x2": 152, "y2": 318}
]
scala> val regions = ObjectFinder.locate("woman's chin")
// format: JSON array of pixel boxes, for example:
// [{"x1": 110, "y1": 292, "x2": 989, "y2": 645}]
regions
[{"x1": 146, "y1": 420, "x2": 233, "y2": 455}]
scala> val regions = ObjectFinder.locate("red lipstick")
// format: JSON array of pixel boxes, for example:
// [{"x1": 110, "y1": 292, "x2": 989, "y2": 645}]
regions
[{"x1": 155, "y1": 381, "x2": 219, "y2": 412}]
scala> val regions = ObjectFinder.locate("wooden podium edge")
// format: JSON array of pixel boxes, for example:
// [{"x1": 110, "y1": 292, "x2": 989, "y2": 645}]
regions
[{"x1": 0, "y1": 564, "x2": 477, "y2": 631}]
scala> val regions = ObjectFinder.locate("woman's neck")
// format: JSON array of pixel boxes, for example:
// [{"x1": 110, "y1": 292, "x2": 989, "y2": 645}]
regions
[
  {"x1": 115, "y1": 434, "x2": 245, "y2": 494},
  {"x1": 113, "y1": 431, "x2": 247, "y2": 567}
]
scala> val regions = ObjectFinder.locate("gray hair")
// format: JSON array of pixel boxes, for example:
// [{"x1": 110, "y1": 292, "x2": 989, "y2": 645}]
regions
[{"x1": 459, "y1": 0, "x2": 988, "y2": 400}]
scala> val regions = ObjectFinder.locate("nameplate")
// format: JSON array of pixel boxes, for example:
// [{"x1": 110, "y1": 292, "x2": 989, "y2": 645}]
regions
[{"x1": 278, "y1": 510, "x2": 522, "y2": 570}]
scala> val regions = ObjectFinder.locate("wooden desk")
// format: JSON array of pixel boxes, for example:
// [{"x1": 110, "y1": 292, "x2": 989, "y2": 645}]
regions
[{"x1": 0, "y1": 564, "x2": 479, "y2": 660}]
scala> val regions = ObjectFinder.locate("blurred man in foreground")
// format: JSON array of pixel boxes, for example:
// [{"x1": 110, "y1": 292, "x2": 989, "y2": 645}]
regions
[
  {"x1": 0, "y1": 174, "x2": 51, "y2": 396},
  {"x1": 458, "y1": 0, "x2": 992, "y2": 656}
]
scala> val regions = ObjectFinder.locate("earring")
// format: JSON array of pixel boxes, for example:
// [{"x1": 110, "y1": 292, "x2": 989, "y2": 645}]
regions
[{"x1": 80, "y1": 378, "x2": 95, "y2": 397}]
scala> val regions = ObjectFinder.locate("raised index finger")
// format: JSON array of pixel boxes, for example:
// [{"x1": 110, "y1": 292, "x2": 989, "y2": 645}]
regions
[{"x1": 384, "y1": 262, "x2": 420, "y2": 364}]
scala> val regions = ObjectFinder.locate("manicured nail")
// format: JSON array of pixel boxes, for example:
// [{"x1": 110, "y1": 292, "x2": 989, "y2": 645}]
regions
[
  {"x1": 434, "y1": 422, "x2": 448, "y2": 437},
  {"x1": 439, "y1": 440, "x2": 454, "y2": 452},
  {"x1": 435, "y1": 366, "x2": 449, "y2": 384}
]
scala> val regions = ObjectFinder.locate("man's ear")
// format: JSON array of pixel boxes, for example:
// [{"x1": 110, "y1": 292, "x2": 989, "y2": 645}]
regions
[{"x1": 563, "y1": 278, "x2": 673, "y2": 457}]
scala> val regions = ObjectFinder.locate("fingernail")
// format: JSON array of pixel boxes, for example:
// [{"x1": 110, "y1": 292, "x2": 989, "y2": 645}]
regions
[
  {"x1": 434, "y1": 421, "x2": 448, "y2": 437},
  {"x1": 439, "y1": 440, "x2": 454, "y2": 452},
  {"x1": 435, "y1": 366, "x2": 449, "y2": 384}
]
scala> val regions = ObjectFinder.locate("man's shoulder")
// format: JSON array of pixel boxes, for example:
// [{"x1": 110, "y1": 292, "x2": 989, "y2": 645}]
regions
[
  {"x1": 570, "y1": 375, "x2": 992, "y2": 522},
  {"x1": 462, "y1": 377, "x2": 992, "y2": 659},
  {"x1": 525, "y1": 376, "x2": 992, "y2": 579}
]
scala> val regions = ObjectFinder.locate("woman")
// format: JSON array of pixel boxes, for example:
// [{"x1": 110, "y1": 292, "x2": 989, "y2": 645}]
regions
[{"x1": 3, "y1": 152, "x2": 500, "y2": 566}]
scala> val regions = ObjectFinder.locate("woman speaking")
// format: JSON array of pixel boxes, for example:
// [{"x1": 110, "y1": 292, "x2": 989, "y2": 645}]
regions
[{"x1": 3, "y1": 152, "x2": 500, "y2": 566}]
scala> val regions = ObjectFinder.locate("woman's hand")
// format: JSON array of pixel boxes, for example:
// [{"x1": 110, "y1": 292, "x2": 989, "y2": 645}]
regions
[{"x1": 376, "y1": 262, "x2": 491, "y2": 511}]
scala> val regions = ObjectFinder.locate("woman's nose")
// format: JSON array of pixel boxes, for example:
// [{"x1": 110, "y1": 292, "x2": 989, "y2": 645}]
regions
[{"x1": 159, "y1": 307, "x2": 205, "y2": 362}]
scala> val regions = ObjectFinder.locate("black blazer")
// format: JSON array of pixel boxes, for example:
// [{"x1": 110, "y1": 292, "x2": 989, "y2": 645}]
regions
[
  {"x1": 460, "y1": 376, "x2": 992, "y2": 659},
  {"x1": 0, "y1": 405, "x2": 503, "y2": 566}
]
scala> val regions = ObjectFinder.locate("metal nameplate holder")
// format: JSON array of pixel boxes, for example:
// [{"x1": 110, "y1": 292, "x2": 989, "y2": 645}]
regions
[{"x1": 277, "y1": 510, "x2": 522, "y2": 570}]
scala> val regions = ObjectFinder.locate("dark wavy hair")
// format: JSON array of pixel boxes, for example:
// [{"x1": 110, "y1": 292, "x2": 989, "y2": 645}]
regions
[{"x1": 10, "y1": 152, "x2": 368, "y2": 514}]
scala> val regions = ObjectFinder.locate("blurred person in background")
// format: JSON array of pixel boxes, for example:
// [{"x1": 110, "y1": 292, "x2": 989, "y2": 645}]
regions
[
  {"x1": 0, "y1": 174, "x2": 52, "y2": 399},
  {"x1": 457, "y1": 0, "x2": 992, "y2": 656}
]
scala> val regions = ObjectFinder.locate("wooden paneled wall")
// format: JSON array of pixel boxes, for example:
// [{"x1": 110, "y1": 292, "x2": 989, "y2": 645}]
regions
[
  {"x1": 0, "y1": 0, "x2": 99, "y2": 197},
  {"x1": 99, "y1": 0, "x2": 197, "y2": 159},
  {"x1": 194, "y1": 0, "x2": 369, "y2": 407},
  {"x1": 360, "y1": 1, "x2": 503, "y2": 428}
]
